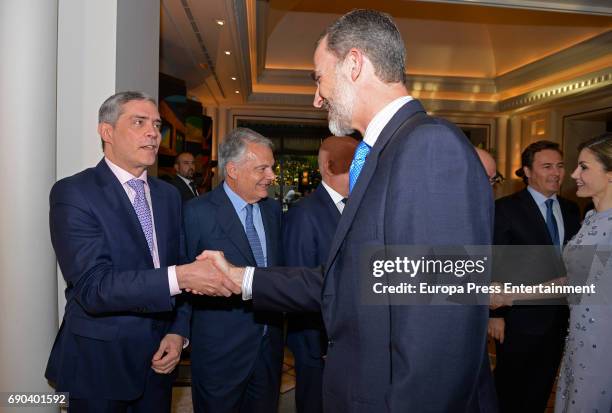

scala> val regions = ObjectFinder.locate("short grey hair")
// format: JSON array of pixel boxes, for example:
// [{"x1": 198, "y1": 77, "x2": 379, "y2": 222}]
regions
[
  {"x1": 98, "y1": 91, "x2": 156, "y2": 126},
  {"x1": 319, "y1": 9, "x2": 406, "y2": 84},
  {"x1": 218, "y1": 128, "x2": 274, "y2": 179}
]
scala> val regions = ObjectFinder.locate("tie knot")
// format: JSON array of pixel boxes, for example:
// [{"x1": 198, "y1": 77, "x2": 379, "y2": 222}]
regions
[
  {"x1": 545, "y1": 198, "x2": 554, "y2": 209},
  {"x1": 127, "y1": 178, "x2": 145, "y2": 194},
  {"x1": 245, "y1": 203, "x2": 254, "y2": 216}
]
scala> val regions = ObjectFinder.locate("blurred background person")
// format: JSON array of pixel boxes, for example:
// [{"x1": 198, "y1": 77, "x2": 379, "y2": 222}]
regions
[
  {"x1": 283, "y1": 135, "x2": 357, "y2": 413},
  {"x1": 183, "y1": 128, "x2": 284, "y2": 413},
  {"x1": 490, "y1": 140, "x2": 581, "y2": 413},
  {"x1": 170, "y1": 151, "x2": 198, "y2": 203}
]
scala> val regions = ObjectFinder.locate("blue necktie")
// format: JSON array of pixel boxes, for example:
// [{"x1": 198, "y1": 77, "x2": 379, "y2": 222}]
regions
[
  {"x1": 545, "y1": 199, "x2": 560, "y2": 250},
  {"x1": 127, "y1": 179, "x2": 154, "y2": 257},
  {"x1": 349, "y1": 141, "x2": 371, "y2": 193},
  {"x1": 245, "y1": 203, "x2": 267, "y2": 335},
  {"x1": 245, "y1": 204, "x2": 265, "y2": 267}
]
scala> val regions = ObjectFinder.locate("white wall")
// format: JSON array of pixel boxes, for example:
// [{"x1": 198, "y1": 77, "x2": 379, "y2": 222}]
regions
[{"x1": 0, "y1": 1, "x2": 59, "y2": 409}]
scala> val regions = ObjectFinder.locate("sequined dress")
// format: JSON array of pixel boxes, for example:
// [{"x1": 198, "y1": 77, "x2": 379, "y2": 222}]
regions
[{"x1": 555, "y1": 208, "x2": 612, "y2": 413}]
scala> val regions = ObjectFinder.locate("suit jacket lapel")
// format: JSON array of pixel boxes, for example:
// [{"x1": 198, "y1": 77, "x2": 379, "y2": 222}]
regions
[
  {"x1": 315, "y1": 185, "x2": 341, "y2": 225},
  {"x1": 517, "y1": 189, "x2": 553, "y2": 245},
  {"x1": 149, "y1": 178, "x2": 168, "y2": 267},
  {"x1": 260, "y1": 200, "x2": 279, "y2": 266},
  {"x1": 324, "y1": 100, "x2": 427, "y2": 277},
  {"x1": 95, "y1": 160, "x2": 154, "y2": 266},
  {"x1": 212, "y1": 186, "x2": 257, "y2": 266}
]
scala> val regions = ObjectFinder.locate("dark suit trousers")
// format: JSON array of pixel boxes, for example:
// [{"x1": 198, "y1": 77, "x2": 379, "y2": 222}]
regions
[
  {"x1": 494, "y1": 328, "x2": 565, "y2": 413},
  {"x1": 69, "y1": 368, "x2": 173, "y2": 413},
  {"x1": 191, "y1": 332, "x2": 281, "y2": 413},
  {"x1": 287, "y1": 327, "x2": 324, "y2": 413}
]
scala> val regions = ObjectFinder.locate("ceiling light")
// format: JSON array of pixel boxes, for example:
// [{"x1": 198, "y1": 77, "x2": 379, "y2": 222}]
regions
[
  {"x1": 231, "y1": 77, "x2": 237, "y2": 81},
  {"x1": 215, "y1": 19, "x2": 225, "y2": 26},
  {"x1": 234, "y1": 90, "x2": 240, "y2": 94},
  {"x1": 224, "y1": 50, "x2": 231, "y2": 55}
]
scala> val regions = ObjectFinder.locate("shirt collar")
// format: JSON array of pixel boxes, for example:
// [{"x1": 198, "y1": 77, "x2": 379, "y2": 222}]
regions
[
  {"x1": 320, "y1": 180, "x2": 344, "y2": 206},
  {"x1": 527, "y1": 185, "x2": 558, "y2": 206},
  {"x1": 104, "y1": 157, "x2": 148, "y2": 185},
  {"x1": 223, "y1": 181, "x2": 249, "y2": 212},
  {"x1": 176, "y1": 174, "x2": 192, "y2": 186},
  {"x1": 362, "y1": 95, "x2": 413, "y2": 148}
]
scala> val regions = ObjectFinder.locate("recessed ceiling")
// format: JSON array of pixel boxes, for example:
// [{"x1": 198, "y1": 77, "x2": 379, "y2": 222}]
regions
[{"x1": 160, "y1": 0, "x2": 612, "y2": 108}]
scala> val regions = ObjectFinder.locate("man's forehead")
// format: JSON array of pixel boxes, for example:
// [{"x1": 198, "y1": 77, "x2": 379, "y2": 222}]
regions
[
  {"x1": 313, "y1": 38, "x2": 334, "y2": 66},
  {"x1": 121, "y1": 100, "x2": 160, "y2": 117},
  {"x1": 534, "y1": 150, "x2": 563, "y2": 163}
]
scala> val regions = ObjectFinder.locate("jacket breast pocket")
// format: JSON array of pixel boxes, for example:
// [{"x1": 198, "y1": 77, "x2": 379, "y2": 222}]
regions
[{"x1": 70, "y1": 317, "x2": 119, "y2": 341}]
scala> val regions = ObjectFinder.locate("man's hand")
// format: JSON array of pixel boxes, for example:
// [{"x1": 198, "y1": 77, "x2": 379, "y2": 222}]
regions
[
  {"x1": 151, "y1": 333, "x2": 183, "y2": 374},
  {"x1": 487, "y1": 318, "x2": 505, "y2": 344},
  {"x1": 186, "y1": 251, "x2": 245, "y2": 296},
  {"x1": 176, "y1": 255, "x2": 241, "y2": 296},
  {"x1": 199, "y1": 250, "x2": 245, "y2": 289},
  {"x1": 490, "y1": 283, "x2": 513, "y2": 310}
]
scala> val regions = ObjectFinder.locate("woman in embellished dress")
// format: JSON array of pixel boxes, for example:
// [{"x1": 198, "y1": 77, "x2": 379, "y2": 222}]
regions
[{"x1": 555, "y1": 133, "x2": 612, "y2": 413}]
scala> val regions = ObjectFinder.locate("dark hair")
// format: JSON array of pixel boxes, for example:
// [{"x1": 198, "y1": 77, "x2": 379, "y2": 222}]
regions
[
  {"x1": 98, "y1": 91, "x2": 156, "y2": 149},
  {"x1": 99, "y1": 91, "x2": 156, "y2": 125},
  {"x1": 577, "y1": 132, "x2": 612, "y2": 172},
  {"x1": 174, "y1": 151, "x2": 195, "y2": 166},
  {"x1": 319, "y1": 9, "x2": 405, "y2": 84},
  {"x1": 515, "y1": 140, "x2": 563, "y2": 184}
]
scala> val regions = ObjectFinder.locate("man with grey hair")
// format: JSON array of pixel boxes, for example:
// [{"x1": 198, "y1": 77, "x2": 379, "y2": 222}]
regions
[
  {"x1": 45, "y1": 91, "x2": 238, "y2": 412},
  {"x1": 184, "y1": 127, "x2": 284, "y2": 412},
  {"x1": 200, "y1": 9, "x2": 497, "y2": 412}
]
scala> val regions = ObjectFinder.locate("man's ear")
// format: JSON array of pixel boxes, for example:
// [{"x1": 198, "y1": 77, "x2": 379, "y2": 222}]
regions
[
  {"x1": 225, "y1": 162, "x2": 238, "y2": 180},
  {"x1": 326, "y1": 159, "x2": 336, "y2": 176},
  {"x1": 98, "y1": 122, "x2": 113, "y2": 146},
  {"x1": 346, "y1": 48, "x2": 363, "y2": 82},
  {"x1": 523, "y1": 166, "x2": 532, "y2": 179}
]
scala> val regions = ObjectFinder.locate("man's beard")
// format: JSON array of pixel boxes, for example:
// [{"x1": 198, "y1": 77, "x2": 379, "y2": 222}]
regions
[{"x1": 324, "y1": 73, "x2": 355, "y2": 136}]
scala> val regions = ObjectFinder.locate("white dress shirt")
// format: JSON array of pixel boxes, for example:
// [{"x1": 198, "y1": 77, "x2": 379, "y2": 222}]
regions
[{"x1": 362, "y1": 95, "x2": 413, "y2": 148}]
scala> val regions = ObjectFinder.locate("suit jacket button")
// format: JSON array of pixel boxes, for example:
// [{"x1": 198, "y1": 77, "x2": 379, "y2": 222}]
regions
[{"x1": 328, "y1": 339, "x2": 334, "y2": 347}]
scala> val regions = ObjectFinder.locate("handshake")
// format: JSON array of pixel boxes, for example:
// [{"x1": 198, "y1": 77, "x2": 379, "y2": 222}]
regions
[
  {"x1": 176, "y1": 251, "x2": 245, "y2": 297},
  {"x1": 489, "y1": 282, "x2": 514, "y2": 310}
]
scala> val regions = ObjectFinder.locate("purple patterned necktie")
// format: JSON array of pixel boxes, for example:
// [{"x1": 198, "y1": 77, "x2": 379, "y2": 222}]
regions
[{"x1": 127, "y1": 178, "x2": 154, "y2": 256}]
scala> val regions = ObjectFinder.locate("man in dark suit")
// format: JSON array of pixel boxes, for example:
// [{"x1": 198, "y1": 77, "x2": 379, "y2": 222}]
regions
[
  {"x1": 201, "y1": 10, "x2": 497, "y2": 412},
  {"x1": 169, "y1": 151, "x2": 198, "y2": 203},
  {"x1": 489, "y1": 140, "x2": 581, "y2": 413},
  {"x1": 284, "y1": 136, "x2": 358, "y2": 413},
  {"x1": 184, "y1": 128, "x2": 284, "y2": 412},
  {"x1": 45, "y1": 91, "x2": 237, "y2": 413}
]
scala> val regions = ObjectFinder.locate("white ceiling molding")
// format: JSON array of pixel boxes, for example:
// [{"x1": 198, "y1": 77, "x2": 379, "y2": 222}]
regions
[
  {"x1": 496, "y1": 31, "x2": 612, "y2": 93},
  {"x1": 419, "y1": 98, "x2": 499, "y2": 113},
  {"x1": 499, "y1": 67, "x2": 612, "y2": 112},
  {"x1": 412, "y1": 0, "x2": 612, "y2": 16},
  {"x1": 161, "y1": 0, "x2": 611, "y2": 112},
  {"x1": 407, "y1": 74, "x2": 497, "y2": 94}
]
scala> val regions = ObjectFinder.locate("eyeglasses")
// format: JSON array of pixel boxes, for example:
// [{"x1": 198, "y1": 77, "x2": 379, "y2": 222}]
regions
[{"x1": 489, "y1": 171, "x2": 505, "y2": 186}]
